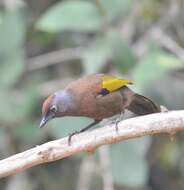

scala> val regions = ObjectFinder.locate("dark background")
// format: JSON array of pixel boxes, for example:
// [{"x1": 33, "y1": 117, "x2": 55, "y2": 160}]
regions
[{"x1": 0, "y1": 0, "x2": 184, "y2": 189}]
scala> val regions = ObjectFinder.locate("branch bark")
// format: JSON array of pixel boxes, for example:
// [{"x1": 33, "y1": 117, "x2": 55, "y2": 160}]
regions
[{"x1": 0, "y1": 110, "x2": 184, "y2": 178}]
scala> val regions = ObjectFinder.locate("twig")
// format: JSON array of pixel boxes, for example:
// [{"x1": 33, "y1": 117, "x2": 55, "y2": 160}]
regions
[
  {"x1": 132, "y1": 0, "x2": 181, "y2": 58},
  {"x1": 76, "y1": 156, "x2": 96, "y2": 190},
  {"x1": 151, "y1": 27, "x2": 184, "y2": 61},
  {"x1": 120, "y1": 1, "x2": 141, "y2": 42},
  {"x1": 0, "y1": 110, "x2": 184, "y2": 178},
  {"x1": 134, "y1": 26, "x2": 184, "y2": 61},
  {"x1": 99, "y1": 146, "x2": 114, "y2": 190},
  {"x1": 27, "y1": 47, "x2": 84, "y2": 71}
]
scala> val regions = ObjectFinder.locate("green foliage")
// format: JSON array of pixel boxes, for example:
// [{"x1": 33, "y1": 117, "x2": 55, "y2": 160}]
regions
[
  {"x1": 0, "y1": 8, "x2": 25, "y2": 88},
  {"x1": 0, "y1": 11, "x2": 2, "y2": 24},
  {"x1": 15, "y1": 122, "x2": 43, "y2": 144},
  {"x1": 0, "y1": 88, "x2": 38, "y2": 123},
  {"x1": 36, "y1": 0, "x2": 132, "y2": 33},
  {"x1": 82, "y1": 30, "x2": 135, "y2": 74},
  {"x1": 0, "y1": 7, "x2": 29, "y2": 123},
  {"x1": 82, "y1": 33, "x2": 112, "y2": 74},
  {"x1": 36, "y1": 1, "x2": 103, "y2": 32},
  {"x1": 110, "y1": 31, "x2": 136, "y2": 73},
  {"x1": 99, "y1": 0, "x2": 131, "y2": 22},
  {"x1": 159, "y1": 142, "x2": 180, "y2": 169},
  {"x1": 0, "y1": 9, "x2": 25, "y2": 53},
  {"x1": 110, "y1": 137, "x2": 151, "y2": 187},
  {"x1": 0, "y1": 51, "x2": 24, "y2": 88},
  {"x1": 141, "y1": 0, "x2": 160, "y2": 21},
  {"x1": 50, "y1": 116, "x2": 94, "y2": 137},
  {"x1": 133, "y1": 43, "x2": 183, "y2": 90}
]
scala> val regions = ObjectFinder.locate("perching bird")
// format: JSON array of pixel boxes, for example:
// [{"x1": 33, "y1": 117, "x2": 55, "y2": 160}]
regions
[{"x1": 40, "y1": 74, "x2": 160, "y2": 143}]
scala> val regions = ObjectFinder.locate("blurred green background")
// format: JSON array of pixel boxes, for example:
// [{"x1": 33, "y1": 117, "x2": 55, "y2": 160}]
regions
[{"x1": 0, "y1": 0, "x2": 184, "y2": 189}]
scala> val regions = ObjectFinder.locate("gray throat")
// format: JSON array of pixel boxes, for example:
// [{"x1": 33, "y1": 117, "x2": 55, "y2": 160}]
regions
[{"x1": 54, "y1": 89, "x2": 78, "y2": 116}]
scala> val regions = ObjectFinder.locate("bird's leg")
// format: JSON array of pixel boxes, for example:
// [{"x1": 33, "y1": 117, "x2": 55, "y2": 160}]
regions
[
  {"x1": 68, "y1": 120, "x2": 101, "y2": 145},
  {"x1": 114, "y1": 111, "x2": 125, "y2": 132}
]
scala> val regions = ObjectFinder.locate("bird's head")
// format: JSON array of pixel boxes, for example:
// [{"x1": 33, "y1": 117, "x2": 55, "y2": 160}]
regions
[
  {"x1": 39, "y1": 94, "x2": 57, "y2": 128},
  {"x1": 39, "y1": 90, "x2": 76, "y2": 128}
]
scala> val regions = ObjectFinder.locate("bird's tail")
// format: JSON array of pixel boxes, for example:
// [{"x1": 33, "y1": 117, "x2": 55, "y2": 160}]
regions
[{"x1": 127, "y1": 93, "x2": 161, "y2": 116}]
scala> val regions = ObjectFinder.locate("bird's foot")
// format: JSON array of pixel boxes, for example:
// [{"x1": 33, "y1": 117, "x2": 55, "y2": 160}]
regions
[
  {"x1": 110, "y1": 119, "x2": 120, "y2": 131},
  {"x1": 113, "y1": 112, "x2": 125, "y2": 133},
  {"x1": 115, "y1": 120, "x2": 120, "y2": 132},
  {"x1": 114, "y1": 118, "x2": 122, "y2": 132},
  {"x1": 68, "y1": 131, "x2": 80, "y2": 145},
  {"x1": 160, "y1": 105, "x2": 169, "y2": 113}
]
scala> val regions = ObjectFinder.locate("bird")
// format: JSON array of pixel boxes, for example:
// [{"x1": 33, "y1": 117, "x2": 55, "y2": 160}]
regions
[{"x1": 40, "y1": 74, "x2": 160, "y2": 144}]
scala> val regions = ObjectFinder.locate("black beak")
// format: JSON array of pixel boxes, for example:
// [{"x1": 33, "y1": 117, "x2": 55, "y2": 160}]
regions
[
  {"x1": 39, "y1": 113, "x2": 55, "y2": 128},
  {"x1": 39, "y1": 116, "x2": 48, "y2": 128}
]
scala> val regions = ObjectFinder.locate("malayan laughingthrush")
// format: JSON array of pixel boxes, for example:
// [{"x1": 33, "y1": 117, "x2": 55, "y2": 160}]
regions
[{"x1": 40, "y1": 74, "x2": 160, "y2": 143}]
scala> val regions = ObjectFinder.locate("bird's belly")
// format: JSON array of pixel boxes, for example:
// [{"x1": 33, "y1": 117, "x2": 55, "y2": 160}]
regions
[{"x1": 79, "y1": 92, "x2": 123, "y2": 120}]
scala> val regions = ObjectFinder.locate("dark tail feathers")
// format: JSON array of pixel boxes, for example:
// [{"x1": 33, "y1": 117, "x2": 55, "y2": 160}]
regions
[{"x1": 127, "y1": 94, "x2": 160, "y2": 116}]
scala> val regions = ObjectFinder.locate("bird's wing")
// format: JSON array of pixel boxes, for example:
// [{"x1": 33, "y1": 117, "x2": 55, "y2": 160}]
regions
[{"x1": 99, "y1": 75, "x2": 133, "y2": 95}]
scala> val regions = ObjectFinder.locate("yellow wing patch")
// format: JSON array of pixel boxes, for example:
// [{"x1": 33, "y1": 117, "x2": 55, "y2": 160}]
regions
[{"x1": 101, "y1": 75, "x2": 133, "y2": 92}]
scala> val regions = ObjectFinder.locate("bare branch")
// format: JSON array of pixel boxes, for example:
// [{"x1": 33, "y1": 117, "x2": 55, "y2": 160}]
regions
[
  {"x1": 76, "y1": 156, "x2": 96, "y2": 190},
  {"x1": 132, "y1": 0, "x2": 180, "y2": 57},
  {"x1": 99, "y1": 146, "x2": 114, "y2": 190},
  {"x1": 151, "y1": 27, "x2": 184, "y2": 61},
  {"x1": 27, "y1": 47, "x2": 84, "y2": 71},
  {"x1": 0, "y1": 110, "x2": 184, "y2": 178}
]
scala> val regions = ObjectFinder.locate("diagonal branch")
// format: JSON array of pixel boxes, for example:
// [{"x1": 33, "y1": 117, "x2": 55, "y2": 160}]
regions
[
  {"x1": 27, "y1": 47, "x2": 84, "y2": 71},
  {"x1": 0, "y1": 110, "x2": 184, "y2": 178}
]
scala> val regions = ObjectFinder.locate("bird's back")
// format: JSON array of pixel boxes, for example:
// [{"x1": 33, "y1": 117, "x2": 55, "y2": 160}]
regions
[
  {"x1": 66, "y1": 74, "x2": 103, "y2": 95},
  {"x1": 65, "y1": 74, "x2": 124, "y2": 120},
  {"x1": 65, "y1": 74, "x2": 160, "y2": 120}
]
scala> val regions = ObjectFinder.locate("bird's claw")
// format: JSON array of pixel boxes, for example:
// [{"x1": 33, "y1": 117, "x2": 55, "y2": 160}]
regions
[
  {"x1": 68, "y1": 131, "x2": 79, "y2": 145},
  {"x1": 109, "y1": 119, "x2": 120, "y2": 132},
  {"x1": 111, "y1": 112, "x2": 125, "y2": 133},
  {"x1": 115, "y1": 120, "x2": 120, "y2": 132}
]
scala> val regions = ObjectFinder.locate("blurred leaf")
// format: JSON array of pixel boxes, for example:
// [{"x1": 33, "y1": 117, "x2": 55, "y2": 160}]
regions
[
  {"x1": 0, "y1": 9, "x2": 25, "y2": 54},
  {"x1": 0, "y1": 87, "x2": 38, "y2": 123},
  {"x1": 141, "y1": 0, "x2": 160, "y2": 21},
  {"x1": 110, "y1": 137, "x2": 151, "y2": 187},
  {"x1": 82, "y1": 35, "x2": 112, "y2": 74},
  {"x1": 15, "y1": 122, "x2": 43, "y2": 144},
  {"x1": 0, "y1": 8, "x2": 25, "y2": 88},
  {"x1": 36, "y1": 1, "x2": 102, "y2": 32},
  {"x1": 158, "y1": 53, "x2": 183, "y2": 68},
  {"x1": 0, "y1": 50, "x2": 24, "y2": 88},
  {"x1": 159, "y1": 142, "x2": 180, "y2": 169},
  {"x1": 100, "y1": 0, "x2": 132, "y2": 23},
  {"x1": 133, "y1": 48, "x2": 183, "y2": 90},
  {"x1": 16, "y1": 87, "x2": 39, "y2": 117},
  {"x1": 51, "y1": 117, "x2": 94, "y2": 138},
  {"x1": 0, "y1": 11, "x2": 2, "y2": 24},
  {"x1": 110, "y1": 31, "x2": 136, "y2": 73},
  {"x1": 30, "y1": 31, "x2": 56, "y2": 46},
  {"x1": 0, "y1": 128, "x2": 7, "y2": 151},
  {"x1": 82, "y1": 30, "x2": 135, "y2": 74}
]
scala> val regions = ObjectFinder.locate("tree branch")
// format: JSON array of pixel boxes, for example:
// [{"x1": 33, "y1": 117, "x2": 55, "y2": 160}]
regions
[
  {"x1": 27, "y1": 47, "x2": 84, "y2": 71},
  {"x1": 0, "y1": 110, "x2": 184, "y2": 178}
]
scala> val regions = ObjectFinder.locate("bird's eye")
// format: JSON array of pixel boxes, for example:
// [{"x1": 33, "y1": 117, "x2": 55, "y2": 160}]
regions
[{"x1": 50, "y1": 105, "x2": 57, "y2": 113}]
